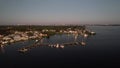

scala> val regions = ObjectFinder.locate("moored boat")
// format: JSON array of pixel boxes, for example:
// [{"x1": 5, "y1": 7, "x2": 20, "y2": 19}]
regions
[{"x1": 18, "y1": 48, "x2": 28, "y2": 53}]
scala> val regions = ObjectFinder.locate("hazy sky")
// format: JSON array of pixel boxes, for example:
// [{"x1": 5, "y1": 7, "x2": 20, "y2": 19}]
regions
[{"x1": 0, "y1": 0, "x2": 120, "y2": 25}]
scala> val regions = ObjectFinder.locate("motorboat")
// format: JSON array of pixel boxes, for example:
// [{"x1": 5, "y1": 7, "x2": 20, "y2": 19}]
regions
[{"x1": 18, "y1": 48, "x2": 28, "y2": 53}]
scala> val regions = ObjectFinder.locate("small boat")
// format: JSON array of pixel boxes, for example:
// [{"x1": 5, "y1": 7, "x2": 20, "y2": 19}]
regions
[
  {"x1": 90, "y1": 31, "x2": 96, "y2": 35},
  {"x1": 84, "y1": 34, "x2": 88, "y2": 37},
  {"x1": 60, "y1": 45, "x2": 64, "y2": 48},
  {"x1": 80, "y1": 41, "x2": 86, "y2": 46},
  {"x1": 56, "y1": 44, "x2": 59, "y2": 48},
  {"x1": 35, "y1": 40, "x2": 38, "y2": 42},
  {"x1": 18, "y1": 48, "x2": 28, "y2": 53}
]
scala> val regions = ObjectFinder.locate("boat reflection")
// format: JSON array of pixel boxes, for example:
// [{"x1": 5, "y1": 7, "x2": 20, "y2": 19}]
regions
[{"x1": 0, "y1": 45, "x2": 5, "y2": 54}]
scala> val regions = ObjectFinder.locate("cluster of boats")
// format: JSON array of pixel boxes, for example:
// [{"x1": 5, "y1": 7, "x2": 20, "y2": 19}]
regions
[
  {"x1": 18, "y1": 40, "x2": 87, "y2": 53},
  {"x1": 18, "y1": 30, "x2": 96, "y2": 53}
]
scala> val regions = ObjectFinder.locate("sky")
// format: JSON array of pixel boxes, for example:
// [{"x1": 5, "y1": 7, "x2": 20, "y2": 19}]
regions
[{"x1": 0, "y1": 0, "x2": 120, "y2": 25}]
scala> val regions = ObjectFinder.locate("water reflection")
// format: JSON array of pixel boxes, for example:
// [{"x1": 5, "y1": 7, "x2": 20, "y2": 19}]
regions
[
  {"x1": 18, "y1": 34, "x2": 88, "y2": 53},
  {"x1": 0, "y1": 45, "x2": 5, "y2": 54},
  {"x1": 73, "y1": 33, "x2": 78, "y2": 42}
]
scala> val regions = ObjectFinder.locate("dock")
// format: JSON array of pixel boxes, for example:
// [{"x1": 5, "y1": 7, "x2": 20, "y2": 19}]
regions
[{"x1": 18, "y1": 40, "x2": 86, "y2": 53}]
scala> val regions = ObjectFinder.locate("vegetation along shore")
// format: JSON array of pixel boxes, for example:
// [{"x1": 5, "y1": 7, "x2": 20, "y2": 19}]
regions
[{"x1": 0, "y1": 25, "x2": 96, "y2": 47}]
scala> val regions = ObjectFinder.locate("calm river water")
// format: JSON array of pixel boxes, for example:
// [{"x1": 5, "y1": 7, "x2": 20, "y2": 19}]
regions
[{"x1": 0, "y1": 26, "x2": 120, "y2": 67}]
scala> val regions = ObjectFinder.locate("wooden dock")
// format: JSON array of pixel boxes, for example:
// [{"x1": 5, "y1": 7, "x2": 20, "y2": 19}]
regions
[{"x1": 18, "y1": 40, "x2": 86, "y2": 53}]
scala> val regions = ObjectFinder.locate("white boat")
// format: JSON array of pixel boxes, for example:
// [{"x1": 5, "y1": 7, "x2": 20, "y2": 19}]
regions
[
  {"x1": 80, "y1": 41, "x2": 86, "y2": 46},
  {"x1": 84, "y1": 34, "x2": 88, "y2": 37},
  {"x1": 91, "y1": 31, "x2": 96, "y2": 35}
]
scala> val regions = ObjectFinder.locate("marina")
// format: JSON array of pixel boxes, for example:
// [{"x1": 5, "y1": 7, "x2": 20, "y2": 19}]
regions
[
  {"x1": 18, "y1": 40, "x2": 87, "y2": 53},
  {"x1": 0, "y1": 26, "x2": 120, "y2": 67},
  {"x1": 0, "y1": 0, "x2": 120, "y2": 67}
]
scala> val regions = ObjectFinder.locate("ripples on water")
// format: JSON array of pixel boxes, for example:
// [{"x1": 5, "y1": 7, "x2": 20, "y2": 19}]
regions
[{"x1": 0, "y1": 26, "x2": 120, "y2": 67}]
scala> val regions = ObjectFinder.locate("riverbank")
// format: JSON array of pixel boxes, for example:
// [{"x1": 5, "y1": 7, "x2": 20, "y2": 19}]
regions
[{"x1": 0, "y1": 25, "x2": 95, "y2": 46}]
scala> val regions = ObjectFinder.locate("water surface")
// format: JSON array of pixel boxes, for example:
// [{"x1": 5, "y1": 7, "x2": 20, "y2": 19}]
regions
[{"x1": 0, "y1": 26, "x2": 120, "y2": 67}]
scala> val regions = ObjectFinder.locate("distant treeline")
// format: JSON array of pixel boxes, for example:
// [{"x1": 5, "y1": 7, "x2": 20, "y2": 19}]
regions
[
  {"x1": 86, "y1": 24, "x2": 120, "y2": 26},
  {"x1": 0, "y1": 25, "x2": 86, "y2": 35}
]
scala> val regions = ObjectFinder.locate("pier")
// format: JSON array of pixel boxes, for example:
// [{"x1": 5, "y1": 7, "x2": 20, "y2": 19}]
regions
[{"x1": 18, "y1": 40, "x2": 86, "y2": 53}]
